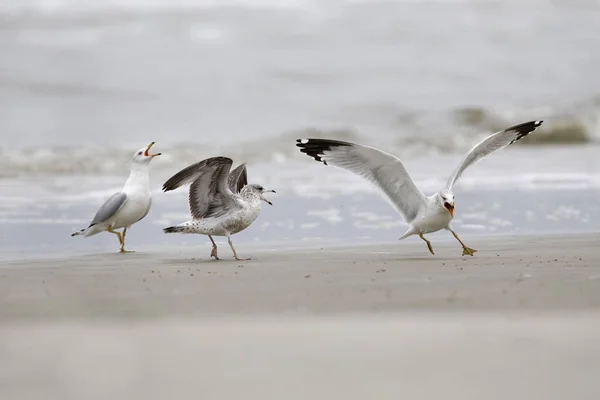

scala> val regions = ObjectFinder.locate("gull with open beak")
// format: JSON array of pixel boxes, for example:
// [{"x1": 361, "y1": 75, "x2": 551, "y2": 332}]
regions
[
  {"x1": 297, "y1": 121, "x2": 543, "y2": 256},
  {"x1": 162, "y1": 156, "x2": 275, "y2": 261},
  {"x1": 71, "y1": 142, "x2": 161, "y2": 252}
]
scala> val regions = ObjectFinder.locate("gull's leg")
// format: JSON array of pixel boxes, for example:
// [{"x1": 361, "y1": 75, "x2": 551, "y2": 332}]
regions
[
  {"x1": 208, "y1": 235, "x2": 220, "y2": 260},
  {"x1": 119, "y1": 228, "x2": 135, "y2": 253},
  {"x1": 419, "y1": 233, "x2": 435, "y2": 255},
  {"x1": 226, "y1": 233, "x2": 250, "y2": 261},
  {"x1": 450, "y1": 229, "x2": 477, "y2": 256},
  {"x1": 107, "y1": 226, "x2": 123, "y2": 252}
]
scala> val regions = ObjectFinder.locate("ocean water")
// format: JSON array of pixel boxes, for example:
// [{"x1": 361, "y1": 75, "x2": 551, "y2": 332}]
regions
[{"x1": 1, "y1": 0, "x2": 600, "y2": 257}]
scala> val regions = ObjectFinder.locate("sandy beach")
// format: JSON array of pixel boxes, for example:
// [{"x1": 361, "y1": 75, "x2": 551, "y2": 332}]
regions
[
  {"x1": 2, "y1": 233, "x2": 600, "y2": 319},
  {"x1": 1, "y1": 234, "x2": 600, "y2": 399}
]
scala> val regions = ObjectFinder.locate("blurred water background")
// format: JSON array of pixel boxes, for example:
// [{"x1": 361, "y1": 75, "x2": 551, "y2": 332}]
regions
[{"x1": 1, "y1": 0, "x2": 599, "y2": 257}]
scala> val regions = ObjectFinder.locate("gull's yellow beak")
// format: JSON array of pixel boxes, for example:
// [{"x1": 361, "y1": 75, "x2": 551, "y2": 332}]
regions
[
  {"x1": 445, "y1": 201, "x2": 455, "y2": 217},
  {"x1": 145, "y1": 142, "x2": 161, "y2": 157}
]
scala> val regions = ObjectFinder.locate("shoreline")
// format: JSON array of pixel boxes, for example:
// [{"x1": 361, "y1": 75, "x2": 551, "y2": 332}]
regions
[
  {"x1": 2, "y1": 185, "x2": 600, "y2": 258},
  {"x1": 0, "y1": 228, "x2": 593, "y2": 264}
]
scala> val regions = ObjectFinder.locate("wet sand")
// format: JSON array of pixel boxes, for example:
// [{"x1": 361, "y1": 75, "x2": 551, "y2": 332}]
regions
[{"x1": 1, "y1": 234, "x2": 600, "y2": 399}]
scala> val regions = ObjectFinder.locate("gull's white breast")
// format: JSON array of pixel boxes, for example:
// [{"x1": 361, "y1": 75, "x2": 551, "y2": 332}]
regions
[
  {"x1": 410, "y1": 196, "x2": 453, "y2": 234},
  {"x1": 111, "y1": 190, "x2": 151, "y2": 229}
]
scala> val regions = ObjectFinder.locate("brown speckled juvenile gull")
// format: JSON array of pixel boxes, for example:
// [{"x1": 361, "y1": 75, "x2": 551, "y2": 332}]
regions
[{"x1": 162, "y1": 156, "x2": 275, "y2": 261}]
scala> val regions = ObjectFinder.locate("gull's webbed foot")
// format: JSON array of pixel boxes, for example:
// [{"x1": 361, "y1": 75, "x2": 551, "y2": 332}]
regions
[
  {"x1": 209, "y1": 235, "x2": 220, "y2": 260},
  {"x1": 226, "y1": 234, "x2": 250, "y2": 261},
  {"x1": 119, "y1": 243, "x2": 135, "y2": 253},
  {"x1": 120, "y1": 228, "x2": 135, "y2": 253},
  {"x1": 108, "y1": 226, "x2": 128, "y2": 253},
  {"x1": 210, "y1": 246, "x2": 220, "y2": 260},
  {"x1": 462, "y1": 246, "x2": 477, "y2": 257},
  {"x1": 450, "y1": 229, "x2": 477, "y2": 257}
]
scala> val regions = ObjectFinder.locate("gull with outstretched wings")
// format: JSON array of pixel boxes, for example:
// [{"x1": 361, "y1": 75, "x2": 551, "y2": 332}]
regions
[
  {"x1": 162, "y1": 157, "x2": 275, "y2": 261},
  {"x1": 296, "y1": 121, "x2": 543, "y2": 256}
]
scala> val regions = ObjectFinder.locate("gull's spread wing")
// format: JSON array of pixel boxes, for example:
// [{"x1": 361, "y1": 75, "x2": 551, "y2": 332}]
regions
[
  {"x1": 163, "y1": 156, "x2": 241, "y2": 219},
  {"x1": 228, "y1": 163, "x2": 248, "y2": 193},
  {"x1": 445, "y1": 120, "x2": 543, "y2": 191},
  {"x1": 89, "y1": 192, "x2": 127, "y2": 226},
  {"x1": 296, "y1": 139, "x2": 427, "y2": 222}
]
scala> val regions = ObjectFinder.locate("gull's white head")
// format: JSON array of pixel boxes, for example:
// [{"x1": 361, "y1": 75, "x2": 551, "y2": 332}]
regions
[
  {"x1": 246, "y1": 184, "x2": 276, "y2": 206},
  {"x1": 439, "y1": 190, "x2": 455, "y2": 217},
  {"x1": 133, "y1": 142, "x2": 161, "y2": 164}
]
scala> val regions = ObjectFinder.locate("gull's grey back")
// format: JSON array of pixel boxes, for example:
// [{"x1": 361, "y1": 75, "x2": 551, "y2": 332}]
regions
[{"x1": 90, "y1": 192, "x2": 127, "y2": 226}]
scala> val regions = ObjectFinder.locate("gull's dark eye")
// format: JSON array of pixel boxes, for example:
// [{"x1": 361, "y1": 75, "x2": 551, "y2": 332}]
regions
[
  {"x1": 138, "y1": 151, "x2": 142, "y2": 155},
  {"x1": 257, "y1": 186, "x2": 263, "y2": 191}
]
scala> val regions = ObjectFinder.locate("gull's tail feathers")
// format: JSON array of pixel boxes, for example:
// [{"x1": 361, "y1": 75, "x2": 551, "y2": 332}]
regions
[
  {"x1": 71, "y1": 229, "x2": 86, "y2": 237},
  {"x1": 398, "y1": 227, "x2": 416, "y2": 241},
  {"x1": 163, "y1": 226, "x2": 185, "y2": 234},
  {"x1": 163, "y1": 220, "x2": 198, "y2": 234},
  {"x1": 71, "y1": 224, "x2": 102, "y2": 237}
]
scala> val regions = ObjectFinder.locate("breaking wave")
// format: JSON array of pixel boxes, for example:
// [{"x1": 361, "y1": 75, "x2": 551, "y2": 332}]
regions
[
  {"x1": 0, "y1": 111, "x2": 596, "y2": 178},
  {"x1": 449, "y1": 107, "x2": 594, "y2": 146}
]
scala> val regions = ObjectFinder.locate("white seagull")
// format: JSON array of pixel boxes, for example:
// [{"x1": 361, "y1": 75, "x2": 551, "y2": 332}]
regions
[
  {"x1": 296, "y1": 121, "x2": 543, "y2": 256},
  {"x1": 71, "y1": 142, "x2": 161, "y2": 252},
  {"x1": 162, "y1": 156, "x2": 275, "y2": 261}
]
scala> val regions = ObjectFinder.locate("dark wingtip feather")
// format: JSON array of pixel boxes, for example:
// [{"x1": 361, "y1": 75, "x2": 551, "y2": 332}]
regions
[
  {"x1": 162, "y1": 166, "x2": 196, "y2": 192},
  {"x1": 506, "y1": 120, "x2": 543, "y2": 145},
  {"x1": 295, "y1": 138, "x2": 352, "y2": 164}
]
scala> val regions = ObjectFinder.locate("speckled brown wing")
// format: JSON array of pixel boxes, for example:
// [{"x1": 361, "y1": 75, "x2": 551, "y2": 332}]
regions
[{"x1": 163, "y1": 156, "x2": 242, "y2": 220}]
